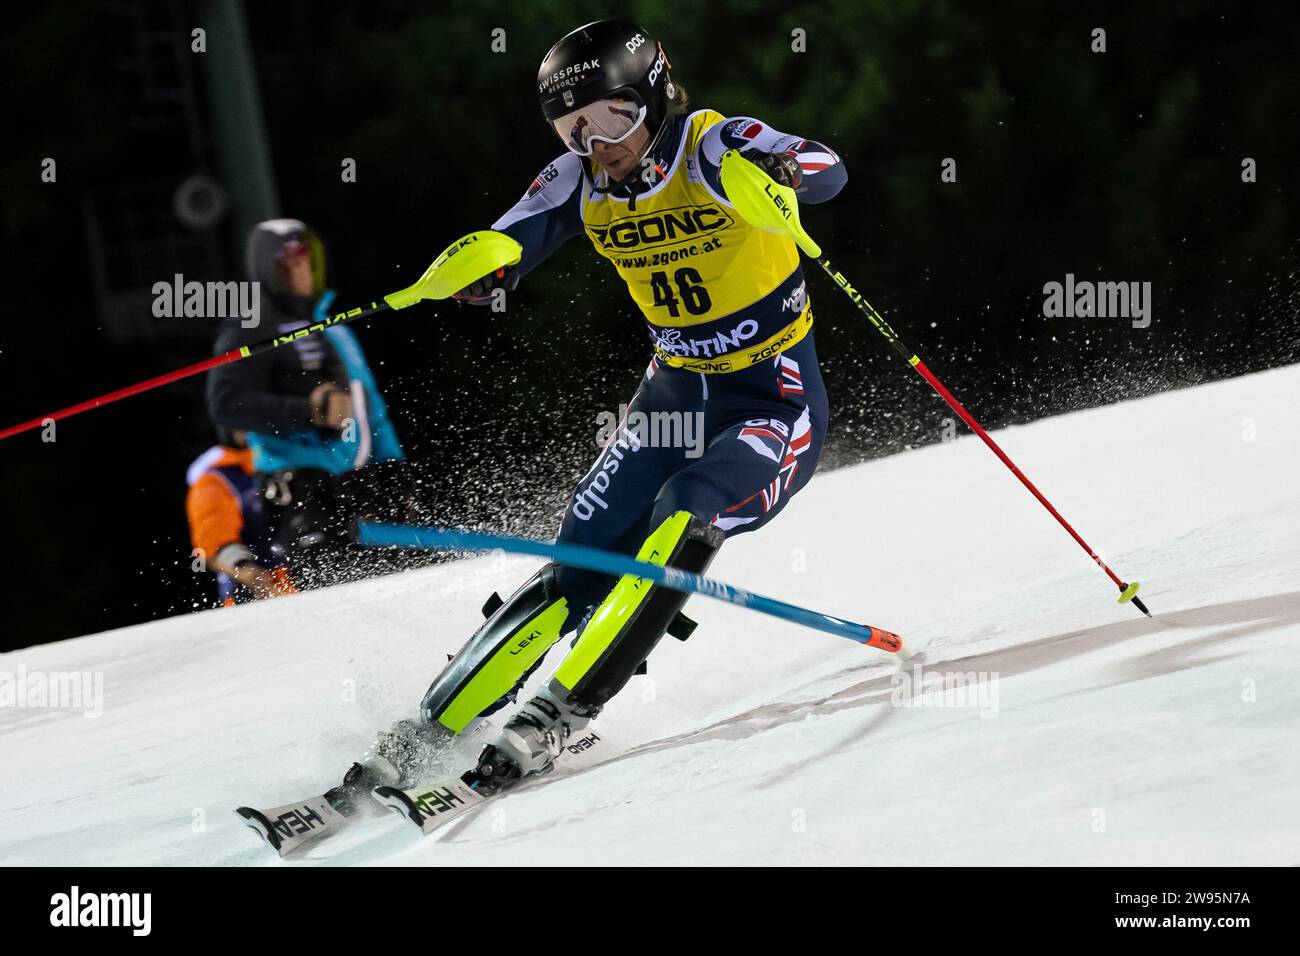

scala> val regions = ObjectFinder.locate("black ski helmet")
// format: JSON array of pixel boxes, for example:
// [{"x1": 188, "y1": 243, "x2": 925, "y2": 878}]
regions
[{"x1": 537, "y1": 20, "x2": 675, "y2": 155}]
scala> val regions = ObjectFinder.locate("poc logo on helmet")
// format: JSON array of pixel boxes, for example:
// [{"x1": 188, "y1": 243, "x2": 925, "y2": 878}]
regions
[
  {"x1": 647, "y1": 51, "x2": 666, "y2": 87},
  {"x1": 625, "y1": 33, "x2": 646, "y2": 53}
]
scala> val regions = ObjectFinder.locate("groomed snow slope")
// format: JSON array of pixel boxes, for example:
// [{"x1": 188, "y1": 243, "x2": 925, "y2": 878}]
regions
[{"x1": 2, "y1": 365, "x2": 1297, "y2": 866}]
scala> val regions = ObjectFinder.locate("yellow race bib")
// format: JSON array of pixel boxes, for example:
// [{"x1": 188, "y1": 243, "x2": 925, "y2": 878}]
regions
[{"x1": 581, "y1": 110, "x2": 802, "y2": 330}]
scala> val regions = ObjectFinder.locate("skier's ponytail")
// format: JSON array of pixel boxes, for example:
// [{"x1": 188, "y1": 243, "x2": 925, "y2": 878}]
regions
[{"x1": 668, "y1": 82, "x2": 690, "y2": 114}]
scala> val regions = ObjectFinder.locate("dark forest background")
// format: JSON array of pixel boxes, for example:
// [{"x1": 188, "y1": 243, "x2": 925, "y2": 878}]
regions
[{"x1": 2, "y1": 0, "x2": 1296, "y2": 650}]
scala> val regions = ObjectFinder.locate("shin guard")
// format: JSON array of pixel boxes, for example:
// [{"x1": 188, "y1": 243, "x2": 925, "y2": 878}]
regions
[
  {"x1": 420, "y1": 565, "x2": 569, "y2": 733},
  {"x1": 549, "y1": 511, "x2": 723, "y2": 709}
]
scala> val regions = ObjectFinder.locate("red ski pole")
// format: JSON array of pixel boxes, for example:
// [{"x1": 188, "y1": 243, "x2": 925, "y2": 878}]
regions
[
  {"x1": 0, "y1": 302, "x2": 386, "y2": 442},
  {"x1": 845, "y1": 298, "x2": 1151, "y2": 616},
  {"x1": 720, "y1": 150, "x2": 1151, "y2": 617},
  {"x1": 0, "y1": 230, "x2": 522, "y2": 443}
]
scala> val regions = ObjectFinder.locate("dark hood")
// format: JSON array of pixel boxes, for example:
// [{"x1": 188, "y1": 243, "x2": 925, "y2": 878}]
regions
[{"x1": 244, "y1": 218, "x2": 331, "y2": 320}]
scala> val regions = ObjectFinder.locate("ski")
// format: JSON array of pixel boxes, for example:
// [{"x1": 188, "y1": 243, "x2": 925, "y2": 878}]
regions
[
  {"x1": 372, "y1": 777, "x2": 486, "y2": 836},
  {"x1": 236, "y1": 718, "x2": 504, "y2": 856},
  {"x1": 372, "y1": 728, "x2": 614, "y2": 838},
  {"x1": 236, "y1": 727, "x2": 611, "y2": 853},
  {"x1": 234, "y1": 794, "x2": 351, "y2": 857}
]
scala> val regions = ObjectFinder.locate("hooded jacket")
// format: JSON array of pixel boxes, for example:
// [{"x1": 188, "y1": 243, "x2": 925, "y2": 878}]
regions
[
  {"x1": 205, "y1": 219, "x2": 404, "y2": 474},
  {"x1": 206, "y1": 219, "x2": 348, "y2": 436}
]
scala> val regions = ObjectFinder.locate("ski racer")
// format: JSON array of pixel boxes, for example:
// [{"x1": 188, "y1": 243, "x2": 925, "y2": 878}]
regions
[{"x1": 334, "y1": 18, "x2": 848, "y2": 804}]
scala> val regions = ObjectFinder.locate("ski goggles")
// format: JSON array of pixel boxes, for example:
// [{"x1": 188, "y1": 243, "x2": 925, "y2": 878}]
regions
[
  {"x1": 276, "y1": 238, "x2": 310, "y2": 262},
  {"x1": 550, "y1": 97, "x2": 648, "y2": 157}
]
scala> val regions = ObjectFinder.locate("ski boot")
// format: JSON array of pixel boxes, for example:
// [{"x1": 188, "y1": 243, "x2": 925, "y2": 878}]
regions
[
  {"x1": 472, "y1": 686, "x2": 600, "y2": 794},
  {"x1": 325, "y1": 761, "x2": 395, "y2": 815},
  {"x1": 325, "y1": 718, "x2": 457, "y2": 814}
]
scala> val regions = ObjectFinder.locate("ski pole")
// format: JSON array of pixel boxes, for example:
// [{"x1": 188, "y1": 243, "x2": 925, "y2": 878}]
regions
[
  {"x1": 719, "y1": 150, "x2": 1151, "y2": 617},
  {"x1": 0, "y1": 302, "x2": 387, "y2": 442},
  {"x1": 0, "y1": 231, "x2": 522, "y2": 442},
  {"x1": 357, "y1": 521, "x2": 907, "y2": 654}
]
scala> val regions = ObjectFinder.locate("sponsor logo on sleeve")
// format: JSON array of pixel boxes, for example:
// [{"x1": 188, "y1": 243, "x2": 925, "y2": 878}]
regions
[
  {"x1": 720, "y1": 119, "x2": 764, "y2": 147},
  {"x1": 525, "y1": 163, "x2": 561, "y2": 199}
]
